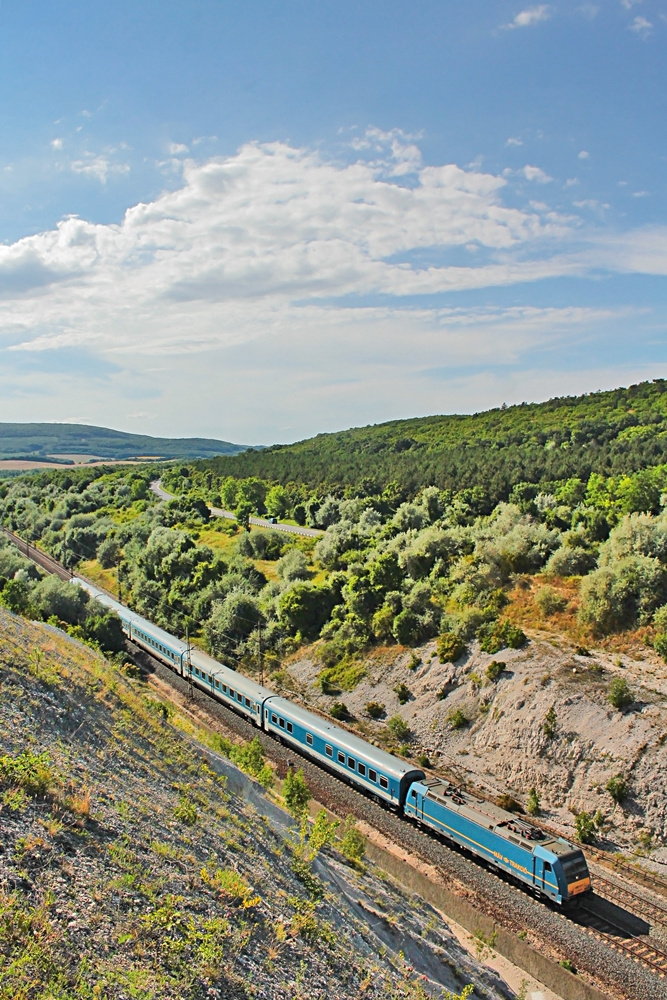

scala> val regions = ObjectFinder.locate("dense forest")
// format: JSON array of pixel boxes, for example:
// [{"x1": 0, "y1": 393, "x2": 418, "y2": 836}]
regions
[
  {"x1": 3, "y1": 454, "x2": 667, "y2": 689},
  {"x1": 200, "y1": 380, "x2": 667, "y2": 503}
]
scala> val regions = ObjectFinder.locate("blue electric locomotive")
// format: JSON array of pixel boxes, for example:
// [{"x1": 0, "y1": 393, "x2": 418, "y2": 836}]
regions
[{"x1": 404, "y1": 778, "x2": 591, "y2": 903}]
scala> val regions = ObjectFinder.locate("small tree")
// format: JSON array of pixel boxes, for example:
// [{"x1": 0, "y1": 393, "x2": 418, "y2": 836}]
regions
[
  {"x1": 535, "y1": 585, "x2": 567, "y2": 617},
  {"x1": 486, "y1": 660, "x2": 506, "y2": 682},
  {"x1": 339, "y1": 815, "x2": 365, "y2": 865},
  {"x1": 307, "y1": 809, "x2": 339, "y2": 859},
  {"x1": 235, "y1": 501, "x2": 253, "y2": 531},
  {"x1": 329, "y1": 701, "x2": 348, "y2": 720},
  {"x1": 606, "y1": 774, "x2": 628, "y2": 804},
  {"x1": 394, "y1": 683, "x2": 411, "y2": 704},
  {"x1": 526, "y1": 788, "x2": 541, "y2": 816},
  {"x1": 283, "y1": 767, "x2": 311, "y2": 821},
  {"x1": 574, "y1": 811, "x2": 596, "y2": 844},
  {"x1": 365, "y1": 701, "x2": 385, "y2": 719},
  {"x1": 608, "y1": 677, "x2": 633, "y2": 710},
  {"x1": 437, "y1": 632, "x2": 465, "y2": 663},
  {"x1": 542, "y1": 704, "x2": 557, "y2": 740},
  {"x1": 387, "y1": 714, "x2": 410, "y2": 741},
  {"x1": 447, "y1": 708, "x2": 468, "y2": 731}
]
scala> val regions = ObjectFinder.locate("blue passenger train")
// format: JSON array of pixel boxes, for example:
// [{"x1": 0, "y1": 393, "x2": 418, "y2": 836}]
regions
[{"x1": 74, "y1": 578, "x2": 592, "y2": 905}]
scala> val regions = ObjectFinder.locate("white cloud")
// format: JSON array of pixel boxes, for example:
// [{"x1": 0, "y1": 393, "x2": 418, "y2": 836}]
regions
[
  {"x1": 578, "y1": 150, "x2": 589, "y2": 160},
  {"x1": 632, "y1": 190, "x2": 649, "y2": 197},
  {"x1": 621, "y1": 0, "x2": 642, "y2": 9},
  {"x1": 577, "y1": 4, "x2": 599, "y2": 19},
  {"x1": 70, "y1": 154, "x2": 130, "y2": 184},
  {"x1": 521, "y1": 164, "x2": 553, "y2": 183},
  {"x1": 51, "y1": 138, "x2": 63, "y2": 151},
  {"x1": 1, "y1": 135, "x2": 666, "y2": 439},
  {"x1": 630, "y1": 15, "x2": 652, "y2": 37},
  {"x1": 168, "y1": 142, "x2": 189, "y2": 155},
  {"x1": 506, "y1": 137, "x2": 523, "y2": 147},
  {"x1": 504, "y1": 5, "x2": 552, "y2": 29}
]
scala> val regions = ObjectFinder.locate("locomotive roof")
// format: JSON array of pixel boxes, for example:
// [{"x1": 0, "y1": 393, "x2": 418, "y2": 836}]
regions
[
  {"x1": 266, "y1": 696, "x2": 426, "y2": 783},
  {"x1": 189, "y1": 646, "x2": 275, "y2": 702},
  {"x1": 421, "y1": 778, "x2": 549, "y2": 848}
]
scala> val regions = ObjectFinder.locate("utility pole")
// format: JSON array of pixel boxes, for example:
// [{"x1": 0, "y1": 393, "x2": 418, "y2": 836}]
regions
[
  {"x1": 258, "y1": 619, "x2": 264, "y2": 687},
  {"x1": 186, "y1": 625, "x2": 193, "y2": 700}
]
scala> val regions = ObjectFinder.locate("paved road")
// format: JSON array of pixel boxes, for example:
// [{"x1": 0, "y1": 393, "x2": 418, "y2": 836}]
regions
[{"x1": 150, "y1": 480, "x2": 323, "y2": 538}]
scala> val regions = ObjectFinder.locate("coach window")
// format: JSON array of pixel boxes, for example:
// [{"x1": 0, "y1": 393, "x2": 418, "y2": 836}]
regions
[
  {"x1": 358, "y1": 763, "x2": 366, "y2": 777},
  {"x1": 338, "y1": 751, "x2": 345, "y2": 764},
  {"x1": 286, "y1": 722, "x2": 293, "y2": 734},
  {"x1": 348, "y1": 757, "x2": 355, "y2": 770},
  {"x1": 379, "y1": 776, "x2": 389, "y2": 790},
  {"x1": 245, "y1": 697, "x2": 251, "y2": 707},
  {"x1": 230, "y1": 689, "x2": 235, "y2": 699},
  {"x1": 325, "y1": 745, "x2": 333, "y2": 758},
  {"x1": 368, "y1": 769, "x2": 377, "y2": 783},
  {"x1": 222, "y1": 684, "x2": 227, "y2": 693},
  {"x1": 306, "y1": 733, "x2": 313, "y2": 746},
  {"x1": 279, "y1": 718, "x2": 285, "y2": 729},
  {"x1": 271, "y1": 714, "x2": 278, "y2": 724}
]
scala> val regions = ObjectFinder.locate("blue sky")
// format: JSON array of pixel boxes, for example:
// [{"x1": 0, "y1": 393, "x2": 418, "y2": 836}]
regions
[{"x1": 1, "y1": 1, "x2": 666, "y2": 444}]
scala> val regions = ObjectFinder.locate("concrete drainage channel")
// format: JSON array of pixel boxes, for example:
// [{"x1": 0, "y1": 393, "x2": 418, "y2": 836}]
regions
[{"x1": 359, "y1": 838, "x2": 611, "y2": 1000}]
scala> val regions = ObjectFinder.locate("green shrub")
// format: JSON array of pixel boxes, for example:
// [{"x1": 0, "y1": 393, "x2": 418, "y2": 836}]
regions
[
  {"x1": 526, "y1": 788, "x2": 541, "y2": 816},
  {"x1": 417, "y1": 754, "x2": 430, "y2": 768},
  {"x1": 485, "y1": 659, "x2": 506, "y2": 682},
  {"x1": 437, "y1": 631, "x2": 465, "y2": 663},
  {"x1": 535, "y1": 585, "x2": 568, "y2": 617},
  {"x1": 283, "y1": 767, "x2": 311, "y2": 821},
  {"x1": 173, "y1": 796, "x2": 198, "y2": 826},
  {"x1": 365, "y1": 701, "x2": 385, "y2": 719},
  {"x1": 0, "y1": 750, "x2": 52, "y2": 797},
  {"x1": 606, "y1": 774, "x2": 628, "y2": 804},
  {"x1": 329, "y1": 701, "x2": 349, "y2": 720},
  {"x1": 478, "y1": 619, "x2": 526, "y2": 654},
  {"x1": 574, "y1": 809, "x2": 604, "y2": 844},
  {"x1": 542, "y1": 704, "x2": 557, "y2": 739},
  {"x1": 608, "y1": 676, "x2": 633, "y2": 710},
  {"x1": 654, "y1": 631, "x2": 667, "y2": 661},
  {"x1": 387, "y1": 715, "x2": 410, "y2": 741},
  {"x1": 447, "y1": 708, "x2": 468, "y2": 731},
  {"x1": 394, "y1": 683, "x2": 411, "y2": 704},
  {"x1": 339, "y1": 815, "x2": 365, "y2": 864},
  {"x1": 229, "y1": 736, "x2": 274, "y2": 788}
]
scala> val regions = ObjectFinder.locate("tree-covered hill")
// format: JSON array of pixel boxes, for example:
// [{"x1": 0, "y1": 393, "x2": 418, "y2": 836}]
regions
[
  {"x1": 0, "y1": 422, "x2": 247, "y2": 461},
  {"x1": 201, "y1": 380, "x2": 667, "y2": 501}
]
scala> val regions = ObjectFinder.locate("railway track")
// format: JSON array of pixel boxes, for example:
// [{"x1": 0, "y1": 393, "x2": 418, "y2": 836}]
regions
[
  {"x1": 575, "y1": 901, "x2": 667, "y2": 977},
  {"x1": 591, "y1": 871, "x2": 667, "y2": 932}
]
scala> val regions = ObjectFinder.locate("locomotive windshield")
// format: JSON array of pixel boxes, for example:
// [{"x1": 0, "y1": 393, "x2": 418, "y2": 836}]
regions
[{"x1": 560, "y1": 851, "x2": 589, "y2": 882}]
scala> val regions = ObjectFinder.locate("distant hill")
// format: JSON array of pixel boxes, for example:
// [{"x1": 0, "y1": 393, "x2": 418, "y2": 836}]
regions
[
  {"x1": 0, "y1": 423, "x2": 247, "y2": 462},
  {"x1": 200, "y1": 379, "x2": 667, "y2": 501}
]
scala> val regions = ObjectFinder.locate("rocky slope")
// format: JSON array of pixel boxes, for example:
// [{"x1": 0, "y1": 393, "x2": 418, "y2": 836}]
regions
[
  {"x1": 284, "y1": 628, "x2": 667, "y2": 866},
  {"x1": 0, "y1": 608, "x2": 516, "y2": 1000}
]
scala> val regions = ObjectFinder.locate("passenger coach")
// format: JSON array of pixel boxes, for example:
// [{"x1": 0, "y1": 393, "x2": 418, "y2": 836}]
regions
[{"x1": 263, "y1": 696, "x2": 425, "y2": 808}]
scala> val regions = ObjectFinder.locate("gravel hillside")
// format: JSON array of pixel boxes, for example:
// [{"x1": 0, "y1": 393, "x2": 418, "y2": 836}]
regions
[
  {"x1": 285, "y1": 629, "x2": 667, "y2": 865},
  {"x1": 0, "y1": 608, "x2": 515, "y2": 1000}
]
